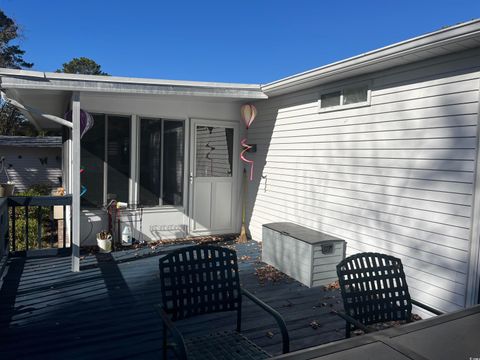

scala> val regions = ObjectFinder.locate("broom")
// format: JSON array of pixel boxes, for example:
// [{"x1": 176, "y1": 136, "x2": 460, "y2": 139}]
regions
[{"x1": 238, "y1": 168, "x2": 248, "y2": 243}]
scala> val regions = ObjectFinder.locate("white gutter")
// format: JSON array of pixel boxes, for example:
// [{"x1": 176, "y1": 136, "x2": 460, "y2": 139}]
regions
[
  {"x1": 0, "y1": 67, "x2": 262, "y2": 89},
  {"x1": 0, "y1": 68, "x2": 267, "y2": 99},
  {"x1": 262, "y1": 19, "x2": 480, "y2": 96},
  {"x1": 1, "y1": 91, "x2": 72, "y2": 129}
]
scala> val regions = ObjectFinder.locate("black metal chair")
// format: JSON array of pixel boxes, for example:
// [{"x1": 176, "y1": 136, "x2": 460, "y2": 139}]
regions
[
  {"x1": 336, "y1": 252, "x2": 443, "y2": 338},
  {"x1": 155, "y1": 245, "x2": 289, "y2": 359}
]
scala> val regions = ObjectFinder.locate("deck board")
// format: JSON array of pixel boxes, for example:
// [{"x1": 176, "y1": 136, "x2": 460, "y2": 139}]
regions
[{"x1": 0, "y1": 241, "x2": 345, "y2": 359}]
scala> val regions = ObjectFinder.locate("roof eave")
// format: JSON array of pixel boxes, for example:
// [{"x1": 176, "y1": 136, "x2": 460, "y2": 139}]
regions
[
  {"x1": 262, "y1": 19, "x2": 480, "y2": 97},
  {"x1": 0, "y1": 71, "x2": 267, "y2": 100}
]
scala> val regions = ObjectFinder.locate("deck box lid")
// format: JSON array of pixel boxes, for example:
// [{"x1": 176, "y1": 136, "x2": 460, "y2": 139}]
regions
[{"x1": 263, "y1": 222, "x2": 345, "y2": 245}]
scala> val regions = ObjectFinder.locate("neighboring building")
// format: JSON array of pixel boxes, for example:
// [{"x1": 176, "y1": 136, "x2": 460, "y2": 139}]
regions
[
  {"x1": 0, "y1": 136, "x2": 62, "y2": 193},
  {"x1": 0, "y1": 20, "x2": 479, "y2": 312}
]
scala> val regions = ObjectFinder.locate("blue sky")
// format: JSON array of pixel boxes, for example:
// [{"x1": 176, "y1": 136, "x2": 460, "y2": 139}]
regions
[{"x1": 2, "y1": 0, "x2": 479, "y2": 84}]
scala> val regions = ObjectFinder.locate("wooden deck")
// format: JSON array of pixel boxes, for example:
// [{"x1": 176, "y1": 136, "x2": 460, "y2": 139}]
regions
[{"x1": 0, "y1": 241, "x2": 345, "y2": 359}]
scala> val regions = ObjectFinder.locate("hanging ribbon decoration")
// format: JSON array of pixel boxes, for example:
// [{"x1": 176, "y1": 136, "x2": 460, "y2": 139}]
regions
[
  {"x1": 240, "y1": 104, "x2": 257, "y2": 181},
  {"x1": 240, "y1": 139, "x2": 254, "y2": 181}
]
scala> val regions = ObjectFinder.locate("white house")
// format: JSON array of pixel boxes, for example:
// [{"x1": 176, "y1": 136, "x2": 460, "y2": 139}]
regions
[
  {"x1": 0, "y1": 135, "x2": 62, "y2": 193},
  {"x1": 1, "y1": 19, "x2": 479, "y2": 313}
]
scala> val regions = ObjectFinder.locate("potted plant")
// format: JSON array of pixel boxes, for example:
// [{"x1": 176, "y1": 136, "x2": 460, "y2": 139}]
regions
[
  {"x1": 0, "y1": 156, "x2": 14, "y2": 197},
  {"x1": 96, "y1": 230, "x2": 112, "y2": 253}
]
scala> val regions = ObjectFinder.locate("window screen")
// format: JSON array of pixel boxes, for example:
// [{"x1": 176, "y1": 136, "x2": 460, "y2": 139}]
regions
[
  {"x1": 343, "y1": 86, "x2": 368, "y2": 105},
  {"x1": 320, "y1": 91, "x2": 341, "y2": 108},
  {"x1": 139, "y1": 118, "x2": 184, "y2": 207},
  {"x1": 106, "y1": 116, "x2": 131, "y2": 203},
  {"x1": 81, "y1": 115, "x2": 105, "y2": 208},
  {"x1": 195, "y1": 126, "x2": 233, "y2": 177}
]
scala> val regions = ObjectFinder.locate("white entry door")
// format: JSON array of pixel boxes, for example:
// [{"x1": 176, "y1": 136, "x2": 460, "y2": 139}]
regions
[{"x1": 189, "y1": 119, "x2": 238, "y2": 234}]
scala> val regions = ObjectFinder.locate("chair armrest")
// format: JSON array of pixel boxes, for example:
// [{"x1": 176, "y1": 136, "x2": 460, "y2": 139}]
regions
[
  {"x1": 411, "y1": 299, "x2": 443, "y2": 316},
  {"x1": 154, "y1": 304, "x2": 188, "y2": 359},
  {"x1": 241, "y1": 288, "x2": 290, "y2": 354},
  {"x1": 332, "y1": 309, "x2": 369, "y2": 333}
]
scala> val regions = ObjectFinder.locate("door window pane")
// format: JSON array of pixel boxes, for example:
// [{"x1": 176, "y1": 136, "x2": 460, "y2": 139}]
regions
[
  {"x1": 196, "y1": 126, "x2": 233, "y2": 177},
  {"x1": 81, "y1": 115, "x2": 105, "y2": 208},
  {"x1": 163, "y1": 121, "x2": 184, "y2": 206},
  {"x1": 139, "y1": 118, "x2": 162, "y2": 206},
  {"x1": 107, "y1": 116, "x2": 131, "y2": 203},
  {"x1": 320, "y1": 91, "x2": 341, "y2": 108}
]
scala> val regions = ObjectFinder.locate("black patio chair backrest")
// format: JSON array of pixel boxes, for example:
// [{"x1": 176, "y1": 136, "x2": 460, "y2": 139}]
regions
[
  {"x1": 336, "y1": 252, "x2": 413, "y2": 326},
  {"x1": 158, "y1": 245, "x2": 242, "y2": 321}
]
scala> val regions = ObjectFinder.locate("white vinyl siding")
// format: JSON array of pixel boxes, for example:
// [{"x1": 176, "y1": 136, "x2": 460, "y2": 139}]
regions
[
  {"x1": 247, "y1": 48, "x2": 480, "y2": 313},
  {"x1": 0, "y1": 147, "x2": 62, "y2": 193}
]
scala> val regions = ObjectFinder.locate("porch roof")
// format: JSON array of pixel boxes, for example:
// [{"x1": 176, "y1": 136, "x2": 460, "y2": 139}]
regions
[
  {"x1": 0, "y1": 71, "x2": 267, "y2": 129},
  {"x1": 0, "y1": 68, "x2": 267, "y2": 99}
]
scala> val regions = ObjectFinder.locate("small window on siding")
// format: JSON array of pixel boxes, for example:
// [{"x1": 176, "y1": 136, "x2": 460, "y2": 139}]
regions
[
  {"x1": 343, "y1": 86, "x2": 368, "y2": 105},
  {"x1": 320, "y1": 91, "x2": 341, "y2": 109},
  {"x1": 319, "y1": 83, "x2": 371, "y2": 112}
]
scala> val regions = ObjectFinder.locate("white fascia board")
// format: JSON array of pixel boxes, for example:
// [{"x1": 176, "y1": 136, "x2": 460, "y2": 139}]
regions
[
  {"x1": 262, "y1": 19, "x2": 480, "y2": 96},
  {"x1": 0, "y1": 68, "x2": 47, "y2": 78},
  {"x1": 0, "y1": 69, "x2": 267, "y2": 99},
  {"x1": 42, "y1": 71, "x2": 262, "y2": 90}
]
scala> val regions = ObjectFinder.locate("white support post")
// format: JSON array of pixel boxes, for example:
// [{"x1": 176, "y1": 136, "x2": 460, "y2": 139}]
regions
[{"x1": 71, "y1": 92, "x2": 81, "y2": 272}]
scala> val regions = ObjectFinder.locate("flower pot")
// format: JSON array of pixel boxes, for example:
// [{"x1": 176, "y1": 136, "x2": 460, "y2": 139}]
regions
[
  {"x1": 97, "y1": 233, "x2": 112, "y2": 253},
  {"x1": 0, "y1": 183, "x2": 15, "y2": 197}
]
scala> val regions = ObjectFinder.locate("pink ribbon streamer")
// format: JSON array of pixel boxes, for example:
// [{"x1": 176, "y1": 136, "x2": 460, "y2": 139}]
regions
[{"x1": 240, "y1": 138, "x2": 254, "y2": 181}]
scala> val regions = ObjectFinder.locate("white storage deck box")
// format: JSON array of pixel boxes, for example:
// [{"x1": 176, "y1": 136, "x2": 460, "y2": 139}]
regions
[{"x1": 262, "y1": 222, "x2": 346, "y2": 288}]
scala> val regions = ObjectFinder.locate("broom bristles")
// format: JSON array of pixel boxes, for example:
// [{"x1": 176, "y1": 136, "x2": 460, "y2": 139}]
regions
[{"x1": 237, "y1": 225, "x2": 248, "y2": 243}]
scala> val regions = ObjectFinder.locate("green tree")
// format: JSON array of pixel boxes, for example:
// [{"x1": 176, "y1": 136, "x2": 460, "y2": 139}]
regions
[
  {"x1": 0, "y1": 9, "x2": 33, "y2": 69},
  {"x1": 56, "y1": 57, "x2": 109, "y2": 75},
  {"x1": 0, "y1": 9, "x2": 35, "y2": 135},
  {"x1": 0, "y1": 100, "x2": 37, "y2": 136}
]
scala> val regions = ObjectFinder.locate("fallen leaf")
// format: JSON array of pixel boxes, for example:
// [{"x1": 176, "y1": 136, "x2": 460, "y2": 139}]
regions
[
  {"x1": 325, "y1": 281, "x2": 340, "y2": 290},
  {"x1": 310, "y1": 320, "x2": 321, "y2": 329},
  {"x1": 254, "y1": 265, "x2": 290, "y2": 284}
]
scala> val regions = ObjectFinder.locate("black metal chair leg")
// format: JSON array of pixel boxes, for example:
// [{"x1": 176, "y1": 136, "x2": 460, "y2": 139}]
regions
[{"x1": 162, "y1": 323, "x2": 168, "y2": 360}]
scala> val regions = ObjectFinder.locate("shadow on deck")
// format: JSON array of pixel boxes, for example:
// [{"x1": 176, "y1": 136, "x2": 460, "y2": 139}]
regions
[{"x1": 0, "y1": 241, "x2": 345, "y2": 359}]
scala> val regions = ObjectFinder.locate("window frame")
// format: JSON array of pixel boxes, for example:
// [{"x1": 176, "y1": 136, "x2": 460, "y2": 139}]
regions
[
  {"x1": 80, "y1": 113, "x2": 132, "y2": 209},
  {"x1": 80, "y1": 113, "x2": 188, "y2": 210},
  {"x1": 135, "y1": 116, "x2": 187, "y2": 210},
  {"x1": 318, "y1": 81, "x2": 372, "y2": 113}
]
